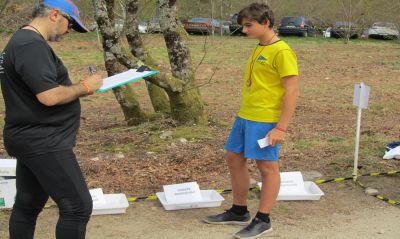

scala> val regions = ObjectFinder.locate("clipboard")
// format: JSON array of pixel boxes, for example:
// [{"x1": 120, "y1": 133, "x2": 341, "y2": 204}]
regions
[{"x1": 97, "y1": 69, "x2": 158, "y2": 92}]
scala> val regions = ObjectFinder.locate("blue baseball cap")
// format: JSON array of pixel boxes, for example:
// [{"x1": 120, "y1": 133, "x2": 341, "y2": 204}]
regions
[{"x1": 43, "y1": 0, "x2": 88, "y2": 33}]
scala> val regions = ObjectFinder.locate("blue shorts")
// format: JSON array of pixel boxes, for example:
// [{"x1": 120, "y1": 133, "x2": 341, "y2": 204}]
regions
[{"x1": 224, "y1": 117, "x2": 280, "y2": 161}]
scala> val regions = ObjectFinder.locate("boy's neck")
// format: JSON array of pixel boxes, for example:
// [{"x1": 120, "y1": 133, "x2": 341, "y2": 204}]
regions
[{"x1": 259, "y1": 29, "x2": 278, "y2": 45}]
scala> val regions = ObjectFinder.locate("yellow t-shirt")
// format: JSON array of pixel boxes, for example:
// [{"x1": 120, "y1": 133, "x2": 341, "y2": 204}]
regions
[{"x1": 238, "y1": 40, "x2": 298, "y2": 123}]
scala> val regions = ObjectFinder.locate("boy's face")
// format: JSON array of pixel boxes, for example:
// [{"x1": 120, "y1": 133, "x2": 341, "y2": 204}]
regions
[{"x1": 241, "y1": 17, "x2": 270, "y2": 38}]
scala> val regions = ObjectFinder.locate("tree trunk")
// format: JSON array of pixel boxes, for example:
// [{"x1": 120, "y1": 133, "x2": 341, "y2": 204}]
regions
[
  {"x1": 92, "y1": 0, "x2": 148, "y2": 125},
  {"x1": 0, "y1": 0, "x2": 9, "y2": 16},
  {"x1": 157, "y1": 0, "x2": 207, "y2": 124},
  {"x1": 125, "y1": 0, "x2": 170, "y2": 114}
]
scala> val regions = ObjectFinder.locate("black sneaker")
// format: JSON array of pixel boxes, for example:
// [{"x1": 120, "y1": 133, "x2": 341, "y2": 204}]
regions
[
  {"x1": 233, "y1": 217, "x2": 272, "y2": 239},
  {"x1": 203, "y1": 210, "x2": 251, "y2": 225}
]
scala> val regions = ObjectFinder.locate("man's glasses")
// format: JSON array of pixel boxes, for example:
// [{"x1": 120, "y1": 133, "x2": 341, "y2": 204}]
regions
[{"x1": 60, "y1": 13, "x2": 74, "y2": 30}]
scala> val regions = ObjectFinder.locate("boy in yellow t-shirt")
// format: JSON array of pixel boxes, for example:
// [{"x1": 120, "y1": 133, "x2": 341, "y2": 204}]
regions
[{"x1": 204, "y1": 3, "x2": 299, "y2": 239}]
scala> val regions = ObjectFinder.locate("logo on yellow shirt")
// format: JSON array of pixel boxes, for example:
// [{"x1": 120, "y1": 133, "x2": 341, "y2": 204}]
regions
[{"x1": 257, "y1": 55, "x2": 267, "y2": 65}]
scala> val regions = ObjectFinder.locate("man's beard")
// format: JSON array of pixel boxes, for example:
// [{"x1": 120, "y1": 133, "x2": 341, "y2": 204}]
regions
[
  {"x1": 48, "y1": 33, "x2": 64, "y2": 42},
  {"x1": 49, "y1": 34, "x2": 64, "y2": 42}
]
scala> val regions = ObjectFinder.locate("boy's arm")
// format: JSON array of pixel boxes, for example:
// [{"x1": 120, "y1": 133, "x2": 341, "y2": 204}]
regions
[{"x1": 267, "y1": 75, "x2": 299, "y2": 146}]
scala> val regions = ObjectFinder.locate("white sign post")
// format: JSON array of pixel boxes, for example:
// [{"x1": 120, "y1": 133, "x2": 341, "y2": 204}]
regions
[{"x1": 352, "y1": 83, "x2": 370, "y2": 179}]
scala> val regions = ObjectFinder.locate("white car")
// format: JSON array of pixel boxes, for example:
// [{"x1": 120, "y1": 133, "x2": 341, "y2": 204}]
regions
[
  {"x1": 138, "y1": 22, "x2": 148, "y2": 33},
  {"x1": 367, "y1": 22, "x2": 399, "y2": 40}
]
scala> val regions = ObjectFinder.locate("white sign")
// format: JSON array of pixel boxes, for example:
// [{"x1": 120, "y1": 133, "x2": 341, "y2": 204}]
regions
[
  {"x1": 0, "y1": 177, "x2": 16, "y2": 208},
  {"x1": 0, "y1": 159, "x2": 17, "y2": 177},
  {"x1": 163, "y1": 182, "x2": 202, "y2": 204},
  {"x1": 353, "y1": 83, "x2": 370, "y2": 109},
  {"x1": 257, "y1": 137, "x2": 269, "y2": 148},
  {"x1": 259, "y1": 172, "x2": 305, "y2": 195},
  {"x1": 90, "y1": 188, "x2": 106, "y2": 205},
  {"x1": 279, "y1": 172, "x2": 306, "y2": 195}
]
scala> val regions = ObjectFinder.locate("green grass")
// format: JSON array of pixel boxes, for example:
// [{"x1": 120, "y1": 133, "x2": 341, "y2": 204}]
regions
[
  {"x1": 379, "y1": 61, "x2": 400, "y2": 70},
  {"x1": 103, "y1": 142, "x2": 135, "y2": 153},
  {"x1": 293, "y1": 138, "x2": 322, "y2": 150}
]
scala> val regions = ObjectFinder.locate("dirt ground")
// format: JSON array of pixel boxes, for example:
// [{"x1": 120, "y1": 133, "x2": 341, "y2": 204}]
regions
[
  {"x1": 0, "y1": 34, "x2": 399, "y2": 238},
  {"x1": 1, "y1": 182, "x2": 399, "y2": 239}
]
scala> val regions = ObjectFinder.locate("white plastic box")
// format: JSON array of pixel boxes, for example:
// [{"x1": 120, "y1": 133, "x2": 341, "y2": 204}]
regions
[
  {"x1": 156, "y1": 190, "x2": 224, "y2": 211},
  {"x1": 0, "y1": 159, "x2": 17, "y2": 177},
  {"x1": 0, "y1": 177, "x2": 16, "y2": 208},
  {"x1": 258, "y1": 181, "x2": 324, "y2": 201},
  {"x1": 0, "y1": 159, "x2": 17, "y2": 209},
  {"x1": 92, "y1": 193, "x2": 129, "y2": 216}
]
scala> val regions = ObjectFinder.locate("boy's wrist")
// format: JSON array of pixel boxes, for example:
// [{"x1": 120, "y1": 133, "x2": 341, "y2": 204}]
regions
[{"x1": 275, "y1": 126, "x2": 287, "y2": 133}]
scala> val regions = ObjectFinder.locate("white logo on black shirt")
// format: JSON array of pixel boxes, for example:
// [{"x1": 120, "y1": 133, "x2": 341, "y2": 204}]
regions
[{"x1": 0, "y1": 51, "x2": 5, "y2": 74}]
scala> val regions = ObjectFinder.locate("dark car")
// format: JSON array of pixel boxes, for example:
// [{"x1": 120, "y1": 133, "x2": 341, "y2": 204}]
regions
[
  {"x1": 147, "y1": 17, "x2": 161, "y2": 33},
  {"x1": 229, "y1": 13, "x2": 245, "y2": 35},
  {"x1": 331, "y1": 22, "x2": 359, "y2": 39},
  {"x1": 184, "y1": 18, "x2": 223, "y2": 35},
  {"x1": 278, "y1": 16, "x2": 316, "y2": 37}
]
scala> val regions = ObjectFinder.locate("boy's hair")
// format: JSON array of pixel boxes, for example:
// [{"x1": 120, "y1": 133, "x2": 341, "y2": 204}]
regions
[{"x1": 237, "y1": 3, "x2": 274, "y2": 29}]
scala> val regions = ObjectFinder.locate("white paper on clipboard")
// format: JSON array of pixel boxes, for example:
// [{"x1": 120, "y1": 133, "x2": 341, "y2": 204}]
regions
[{"x1": 97, "y1": 69, "x2": 158, "y2": 92}]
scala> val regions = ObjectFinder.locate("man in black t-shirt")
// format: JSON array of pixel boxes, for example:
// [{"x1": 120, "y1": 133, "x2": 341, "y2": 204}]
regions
[{"x1": 0, "y1": 1, "x2": 103, "y2": 238}]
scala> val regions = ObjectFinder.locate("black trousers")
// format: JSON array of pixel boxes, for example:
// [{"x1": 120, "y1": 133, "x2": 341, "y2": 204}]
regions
[{"x1": 9, "y1": 149, "x2": 92, "y2": 239}]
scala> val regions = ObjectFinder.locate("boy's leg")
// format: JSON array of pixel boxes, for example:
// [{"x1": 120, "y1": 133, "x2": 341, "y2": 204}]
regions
[
  {"x1": 233, "y1": 161, "x2": 278, "y2": 238},
  {"x1": 204, "y1": 117, "x2": 251, "y2": 225},
  {"x1": 255, "y1": 160, "x2": 280, "y2": 213},
  {"x1": 225, "y1": 151, "x2": 249, "y2": 206},
  {"x1": 233, "y1": 120, "x2": 278, "y2": 238}
]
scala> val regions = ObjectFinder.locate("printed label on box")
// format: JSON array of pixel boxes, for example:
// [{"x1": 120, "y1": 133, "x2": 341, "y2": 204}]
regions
[{"x1": 163, "y1": 182, "x2": 202, "y2": 204}]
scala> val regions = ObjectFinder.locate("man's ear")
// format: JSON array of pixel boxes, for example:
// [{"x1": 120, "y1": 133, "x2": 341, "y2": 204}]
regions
[{"x1": 48, "y1": 9, "x2": 60, "y2": 23}]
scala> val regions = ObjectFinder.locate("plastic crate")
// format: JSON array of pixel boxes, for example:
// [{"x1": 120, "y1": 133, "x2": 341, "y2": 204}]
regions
[
  {"x1": 92, "y1": 194, "x2": 129, "y2": 215},
  {"x1": 156, "y1": 190, "x2": 224, "y2": 211},
  {"x1": 258, "y1": 181, "x2": 324, "y2": 201}
]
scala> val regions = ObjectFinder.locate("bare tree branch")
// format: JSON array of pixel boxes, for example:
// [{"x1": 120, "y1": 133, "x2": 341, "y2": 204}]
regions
[{"x1": 125, "y1": 0, "x2": 183, "y2": 92}]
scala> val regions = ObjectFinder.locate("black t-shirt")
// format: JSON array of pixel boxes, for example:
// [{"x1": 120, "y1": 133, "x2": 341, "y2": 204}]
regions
[{"x1": 0, "y1": 29, "x2": 81, "y2": 157}]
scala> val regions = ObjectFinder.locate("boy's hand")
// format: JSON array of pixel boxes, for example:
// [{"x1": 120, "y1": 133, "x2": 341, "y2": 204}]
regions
[{"x1": 266, "y1": 128, "x2": 286, "y2": 147}]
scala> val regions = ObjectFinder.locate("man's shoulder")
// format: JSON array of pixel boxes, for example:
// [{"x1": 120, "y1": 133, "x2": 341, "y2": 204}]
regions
[{"x1": 9, "y1": 30, "x2": 48, "y2": 50}]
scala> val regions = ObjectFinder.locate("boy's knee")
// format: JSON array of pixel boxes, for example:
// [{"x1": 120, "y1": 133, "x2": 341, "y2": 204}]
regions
[
  {"x1": 257, "y1": 162, "x2": 279, "y2": 176},
  {"x1": 225, "y1": 152, "x2": 246, "y2": 168}
]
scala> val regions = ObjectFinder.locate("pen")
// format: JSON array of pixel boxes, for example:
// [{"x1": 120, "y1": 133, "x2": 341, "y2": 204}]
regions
[{"x1": 88, "y1": 66, "x2": 94, "y2": 74}]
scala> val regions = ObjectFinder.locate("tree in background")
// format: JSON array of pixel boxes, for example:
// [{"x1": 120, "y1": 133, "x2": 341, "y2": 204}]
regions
[{"x1": 92, "y1": 0, "x2": 207, "y2": 125}]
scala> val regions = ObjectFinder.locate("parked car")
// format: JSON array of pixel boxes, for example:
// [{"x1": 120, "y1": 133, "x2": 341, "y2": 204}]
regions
[
  {"x1": 278, "y1": 16, "x2": 316, "y2": 37},
  {"x1": 138, "y1": 21, "x2": 148, "y2": 33},
  {"x1": 147, "y1": 17, "x2": 161, "y2": 33},
  {"x1": 331, "y1": 22, "x2": 359, "y2": 39},
  {"x1": 184, "y1": 18, "x2": 223, "y2": 35},
  {"x1": 229, "y1": 13, "x2": 244, "y2": 35},
  {"x1": 366, "y1": 22, "x2": 399, "y2": 40},
  {"x1": 323, "y1": 27, "x2": 332, "y2": 38},
  {"x1": 215, "y1": 20, "x2": 231, "y2": 35}
]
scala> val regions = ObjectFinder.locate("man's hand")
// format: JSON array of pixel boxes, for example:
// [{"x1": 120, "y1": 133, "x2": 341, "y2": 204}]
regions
[
  {"x1": 83, "y1": 74, "x2": 103, "y2": 92},
  {"x1": 37, "y1": 74, "x2": 103, "y2": 106}
]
